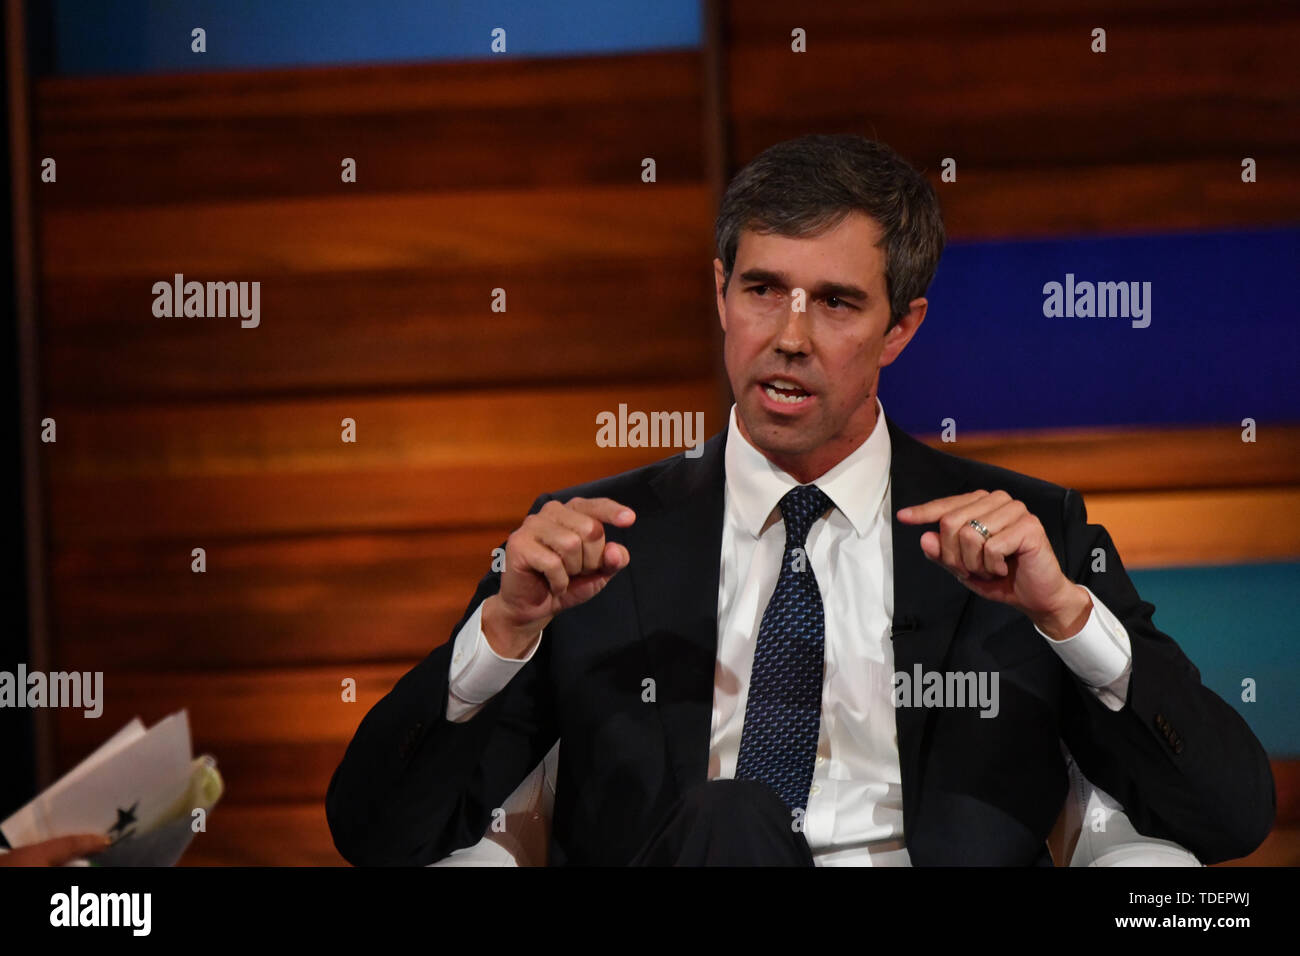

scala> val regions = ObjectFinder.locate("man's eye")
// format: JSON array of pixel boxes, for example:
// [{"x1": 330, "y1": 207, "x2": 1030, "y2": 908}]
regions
[
  {"x1": 749, "y1": 285, "x2": 769, "y2": 296},
  {"x1": 825, "y1": 296, "x2": 851, "y2": 310}
]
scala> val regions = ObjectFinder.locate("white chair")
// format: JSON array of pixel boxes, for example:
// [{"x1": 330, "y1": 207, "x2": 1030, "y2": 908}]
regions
[
  {"x1": 430, "y1": 743, "x2": 558, "y2": 867},
  {"x1": 432, "y1": 742, "x2": 1201, "y2": 867},
  {"x1": 1053, "y1": 750, "x2": 1201, "y2": 867}
]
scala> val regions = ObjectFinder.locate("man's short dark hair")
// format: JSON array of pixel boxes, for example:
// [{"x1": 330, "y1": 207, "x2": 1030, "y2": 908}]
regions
[{"x1": 714, "y1": 134, "x2": 946, "y2": 330}]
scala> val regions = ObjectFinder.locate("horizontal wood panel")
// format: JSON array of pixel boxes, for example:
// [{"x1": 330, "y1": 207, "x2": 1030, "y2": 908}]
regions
[
  {"x1": 724, "y1": 4, "x2": 1299, "y2": 235},
  {"x1": 37, "y1": 55, "x2": 703, "y2": 122},
  {"x1": 1086, "y1": 487, "x2": 1300, "y2": 568},
  {"x1": 53, "y1": 530, "x2": 504, "y2": 672},
  {"x1": 46, "y1": 383, "x2": 721, "y2": 477},
  {"x1": 45, "y1": 382, "x2": 720, "y2": 543},
  {"x1": 34, "y1": 52, "x2": 705, "y2": 207},
  {"x1": 727, "y1": 0, "x2": 1295, "y2": 34},
  {"x1": 933, "y1": 159, "x2": 1300, "y2": 240},
  {"x1": 1216, "y1": 826, "x2": 1300, "y2": 867},
  {"x1": 180, "y1": 802, "x2": 343, "y2": 866},
  {"x1": 54, "y1": 666, "x2": 400, "y2": 749},
  {"x1": 923, "y1": 424, "x2": 1300, "y2": 494},
  {"x1": 726, "y1": 20, "x2": 1298, "y2": 164},
  {"x1": 48, "y1": 466, "x2": 642, "y2": 544},
  {"x1": 40, "y1": 257, "x2": 715, "y2": 401},
  {"x1": 1273, "y1": 757, "x2": 1300, "y2": 827},
  {"x1": 40, "y1": 185, "x2": 713, "y2": 279},
  {"x1": 178, "y1": 740, "x2": 347, "y2": 806}
]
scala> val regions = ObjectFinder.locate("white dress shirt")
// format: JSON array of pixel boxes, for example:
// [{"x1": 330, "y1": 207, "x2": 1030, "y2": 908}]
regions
[{"x1": 445, "y1": 399, "x2": 1133, "y2": 865}]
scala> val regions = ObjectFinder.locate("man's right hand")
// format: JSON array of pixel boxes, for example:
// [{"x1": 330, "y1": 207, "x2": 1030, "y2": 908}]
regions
[{"x1": 481, "y1": 496, "x2": 636, "y2": 659}]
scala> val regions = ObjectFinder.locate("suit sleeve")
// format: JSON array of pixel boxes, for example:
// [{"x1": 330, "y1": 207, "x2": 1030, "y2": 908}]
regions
[
  {"x1": 1054, "y1": 487, "x2": 1276, "y2": 863},
  {"x1": 325, "y1": 495, "x2": 560, "y2": 866}
]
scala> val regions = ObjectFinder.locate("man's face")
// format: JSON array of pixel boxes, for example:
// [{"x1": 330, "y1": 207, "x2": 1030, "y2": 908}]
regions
[{"x1": 714, "y1": 211, "x2": 927, "y2": 483}]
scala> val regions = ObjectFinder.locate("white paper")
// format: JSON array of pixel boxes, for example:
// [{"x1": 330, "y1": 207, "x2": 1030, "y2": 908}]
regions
[{"x1": 1, "y1": 711, "x2": 193, "y2": 849}]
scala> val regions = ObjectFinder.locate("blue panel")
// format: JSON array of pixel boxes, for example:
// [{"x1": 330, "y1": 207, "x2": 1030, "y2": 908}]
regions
[
  {"x1": 1128, "y1": 562, "x2": 1300, "y2": 758},
  {"x1": 52, "y1": 0, "x2": 701, "y2": 74},
  {"x1": 884, "y1": 226, "x2": 1300, "y2": 433}
]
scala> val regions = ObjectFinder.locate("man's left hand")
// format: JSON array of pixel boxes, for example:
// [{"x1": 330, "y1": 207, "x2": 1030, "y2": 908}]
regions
[{"x1": 897, "y1": 490, "x2": 1092, "y2": 640}]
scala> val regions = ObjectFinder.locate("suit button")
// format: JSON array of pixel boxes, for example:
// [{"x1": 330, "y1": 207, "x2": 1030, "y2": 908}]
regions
[
  {"x1": 1154, "y1": 714, "x2": 1167, "y2": 731},
  {"x1": 1172, "y1": 740, "x2": 1184, "y2": 754}
]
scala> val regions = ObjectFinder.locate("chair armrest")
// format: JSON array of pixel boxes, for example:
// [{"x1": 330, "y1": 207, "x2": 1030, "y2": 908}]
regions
[
  {"x1": 1058, "y1": 750, "x2": 1202, "y2": 867},
  {"x1": 426, "y1": 742, "x2": 558, "y2": 867}
]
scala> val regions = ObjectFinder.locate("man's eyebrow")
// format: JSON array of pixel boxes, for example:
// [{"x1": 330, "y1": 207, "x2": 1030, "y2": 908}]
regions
[
  {"x1": 810, "y1": 280, "x2": 869, "y2": 301},
  {"x1": 737, "y1": 268, "x2": 869, "y2": 301}
]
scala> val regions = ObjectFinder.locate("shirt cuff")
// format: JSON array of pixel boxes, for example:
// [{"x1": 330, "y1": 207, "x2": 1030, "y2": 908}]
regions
[
  {"x1": 1035, "y1": 584, "x2": 1132, "y2": 711},
  {"x1": 445, "y1": 601, "x2": 542, "y2": 722}
]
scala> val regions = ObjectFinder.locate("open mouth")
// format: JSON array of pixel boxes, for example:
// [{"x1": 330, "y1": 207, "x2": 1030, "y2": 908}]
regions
[{"x1": 760, "y1": 379, "x2": 813, "y2": 405}]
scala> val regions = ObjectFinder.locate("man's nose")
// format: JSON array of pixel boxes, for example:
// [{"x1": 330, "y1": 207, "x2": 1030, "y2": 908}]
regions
[{"x1": 776, "y1": 295, "x2": 812, "y2": 355}]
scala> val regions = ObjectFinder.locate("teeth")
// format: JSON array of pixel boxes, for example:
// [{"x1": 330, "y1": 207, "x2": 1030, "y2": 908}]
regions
[{"x1": 764, "y1": 384, "x2": 809, "y2": 404}]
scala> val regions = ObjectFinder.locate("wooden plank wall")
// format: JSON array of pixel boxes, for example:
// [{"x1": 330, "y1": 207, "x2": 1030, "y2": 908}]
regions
[
  {"x1": 27, "y1": 0, "x2": 1300, "y2": 865},
  {"x1": 725, "y1": 0, "x2": 1300, "y2": 237},
  {"x1": 32, "y1": 53, "x2": 721, "y2": 865}
]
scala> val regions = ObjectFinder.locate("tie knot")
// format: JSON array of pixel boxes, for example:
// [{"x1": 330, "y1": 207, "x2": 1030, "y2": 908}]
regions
[{"x1": 778, "y1": 484, "x2": 832, "y2": 547}]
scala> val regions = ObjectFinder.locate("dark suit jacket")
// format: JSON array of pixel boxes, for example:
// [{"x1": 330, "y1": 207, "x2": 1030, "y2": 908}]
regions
[{"x1": 326, "y1": 415, "x2": 1275, "y2": 866}]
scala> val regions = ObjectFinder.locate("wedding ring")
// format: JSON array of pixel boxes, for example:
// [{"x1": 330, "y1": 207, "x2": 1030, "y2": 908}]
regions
[{"x1": 968, "y1": 519, "x2": 991, "y2": 540}]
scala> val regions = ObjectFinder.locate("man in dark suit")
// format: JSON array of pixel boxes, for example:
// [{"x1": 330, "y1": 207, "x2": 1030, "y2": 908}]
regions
[{"x1": 326, "y1": 134, "x2": 1274, "y2": 866}]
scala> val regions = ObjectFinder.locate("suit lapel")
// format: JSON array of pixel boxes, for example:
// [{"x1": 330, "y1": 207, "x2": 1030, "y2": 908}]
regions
[
  {"x1": 625, "y1": 424, "x2": 728, "y2": 795},
  {"x1": 886, "y1": 415, "x2": 975, "y2": 834}
]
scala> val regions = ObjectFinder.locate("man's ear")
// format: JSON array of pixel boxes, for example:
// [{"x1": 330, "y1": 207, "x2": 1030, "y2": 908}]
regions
[
  {"x1": 713, "y1": 258, "x2": 728, "y2": 332},
  {"x1": 879, "y1": 297, "x2": 927, "y2": 367}
]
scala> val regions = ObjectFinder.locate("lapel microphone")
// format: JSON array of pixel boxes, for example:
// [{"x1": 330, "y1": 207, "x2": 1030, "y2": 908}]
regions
[{"x1": 891, "y1": 615, "x2": 919, "y2": 637}]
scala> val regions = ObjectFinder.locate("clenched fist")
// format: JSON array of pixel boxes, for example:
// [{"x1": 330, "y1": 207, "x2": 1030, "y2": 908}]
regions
[{"x1": 482, "y1": 497, "x2": 636, "y2": 658}]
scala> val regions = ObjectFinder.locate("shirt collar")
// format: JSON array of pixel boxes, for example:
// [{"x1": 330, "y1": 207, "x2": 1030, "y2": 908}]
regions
[{"x1": 724, "y1": 397, "x2": 892, "y2": 538}]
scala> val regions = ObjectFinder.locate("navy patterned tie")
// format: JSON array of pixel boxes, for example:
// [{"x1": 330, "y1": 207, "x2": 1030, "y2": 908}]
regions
[{"x1": 735, "y1": 483, "x2": 833, "y2": 812}]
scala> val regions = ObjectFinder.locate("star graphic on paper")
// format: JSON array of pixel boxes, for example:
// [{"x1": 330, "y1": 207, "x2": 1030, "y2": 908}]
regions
[{"x1": 109, "y1": 802, "x2": 139, "y2": 837}]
